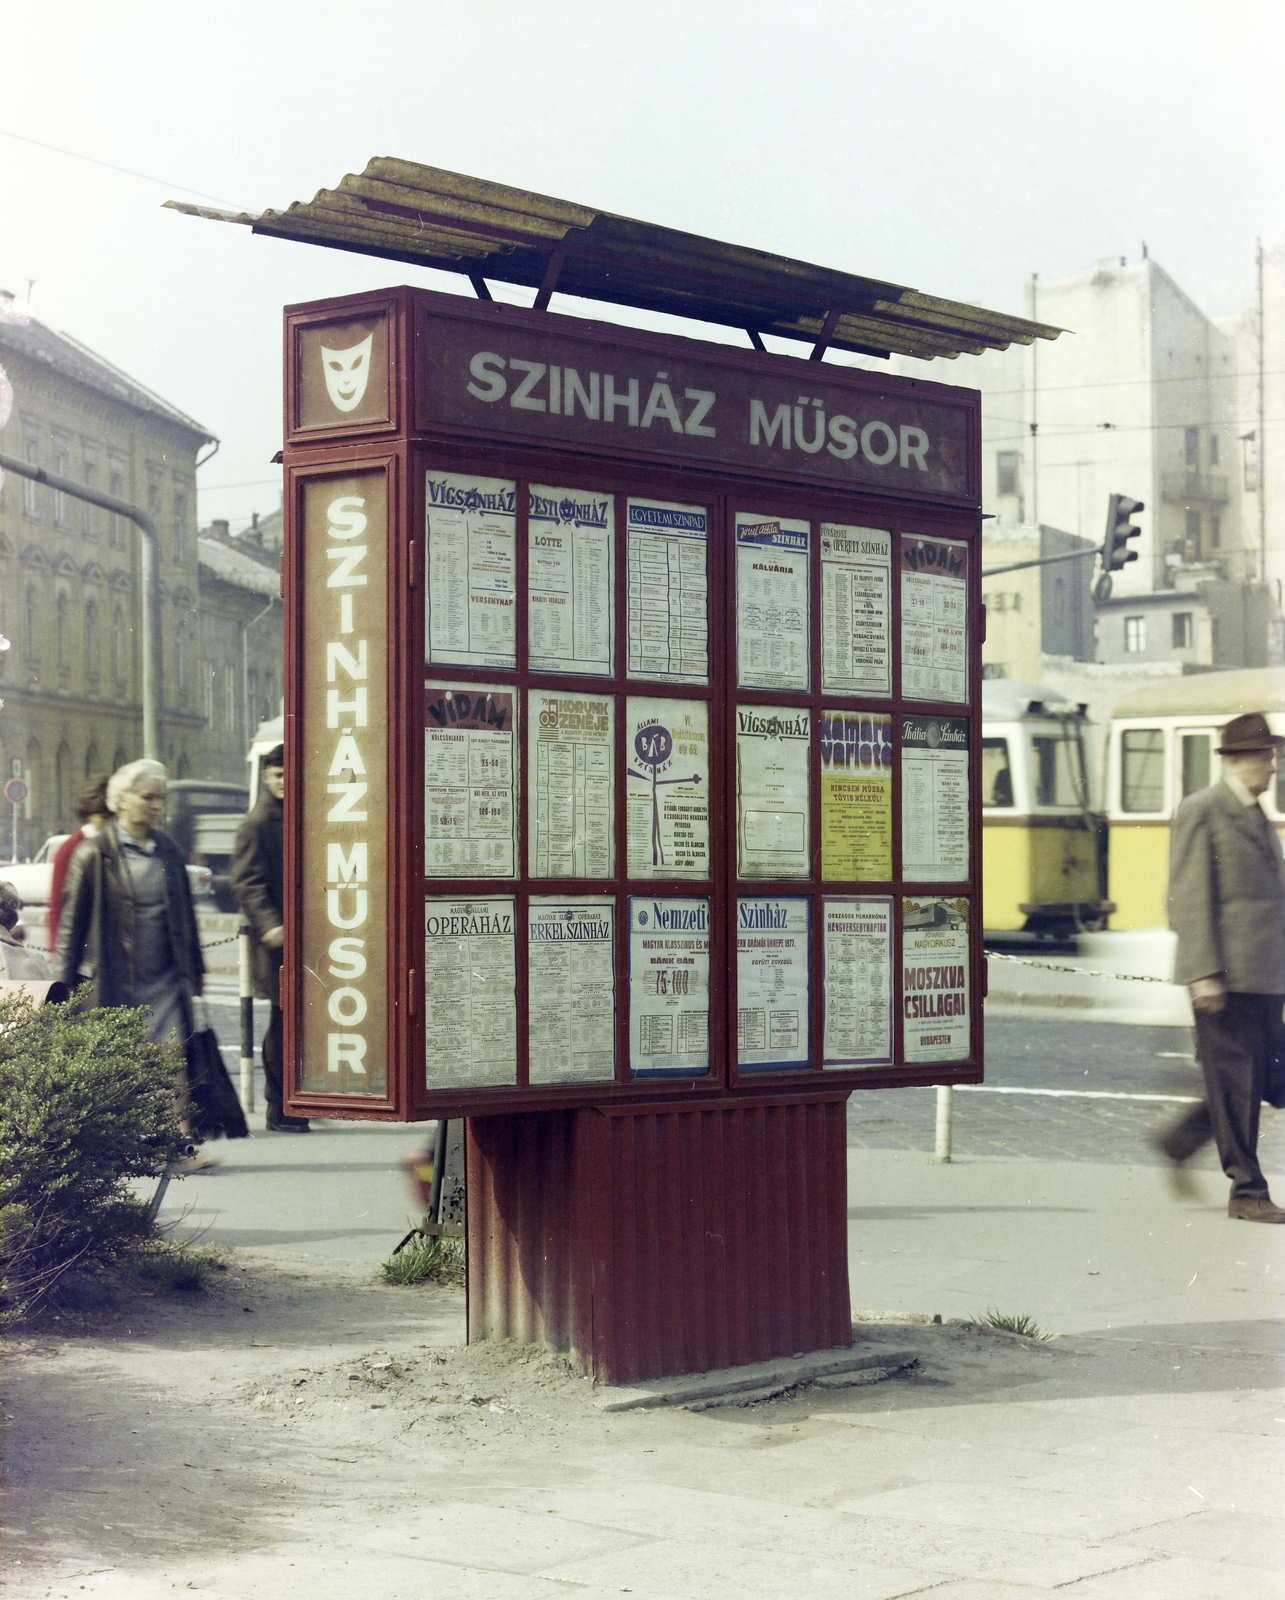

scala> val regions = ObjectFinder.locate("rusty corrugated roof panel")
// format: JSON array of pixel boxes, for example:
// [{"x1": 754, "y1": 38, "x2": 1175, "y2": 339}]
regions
[{"x1": 166, "y1": 159, "x2": 1063, "y2": 362}]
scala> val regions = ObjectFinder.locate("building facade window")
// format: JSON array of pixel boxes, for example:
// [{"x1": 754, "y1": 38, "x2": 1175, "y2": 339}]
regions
[
  {"x1": 225, "y1": 664, "x2": 237, "y2": 733},
  {"x1": 174, "y1": 491, "x2": 187, "y2": 565},
  {"x1": 263, "y1": 671, "x2": 276, "y2": 721},
  {"x1": 1124, "y1": 615, "x2": 1146, "y2": 653},
  {"x1": 111, "y1": 605, "x2": 126, "y2": 684},
  {"x1": 1184, "y1": 427, "x2": 1199, "y2": 468},
  {"x1": 1172, "y1": 612, "x2": 1193, "y2": 649},
  {"x1": 52, "y1": 443, "x2": 70, "y2": 527},
  {"x1": 996, "y1": 450, "x2": 1020, "y2": 498},
  {"x1": 1184, "y1": 510, "x2": 1201, "y2": 556},
  {"x1": 1210, "y1": 514, "x2": 1221, "y2": 549},
  {"x1": 56, "y1": 593, "x2": 69, "y2": 669},
  {"x1": 1209, "y1": 432, "x2": 1220, "y2": 466},
  {"x1": 23, "y1": 438, "x2": 40, "y2": 518},
  {"x1": 175, "y1": 622, "x2": 189, "y2": 705},
  {"x1": 84, "y1": 600, "x2": 100, "y2": 682},
  {"x1": 83, "y1": 457, "x2": 98, "y2": 539},
  {"x1": 202, "y1": 661, "x2": 215, "y2": 726},
  {"x1": 24, "y1": 584, "x2": 39, "y2": 661},
  {"x1": 109, "y1": 464, "x2": 126, "y2": 548}
]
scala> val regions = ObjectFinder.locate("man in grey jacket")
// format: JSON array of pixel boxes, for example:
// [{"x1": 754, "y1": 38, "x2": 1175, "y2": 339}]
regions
[{"x1": 1158, "y1": 711, "x2": 1285, "y2": 1221}]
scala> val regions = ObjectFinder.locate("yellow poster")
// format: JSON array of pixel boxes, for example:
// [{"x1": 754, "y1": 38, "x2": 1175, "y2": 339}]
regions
[{"x1": 821, "y1": 711, "x2": 892, "y2": 880}]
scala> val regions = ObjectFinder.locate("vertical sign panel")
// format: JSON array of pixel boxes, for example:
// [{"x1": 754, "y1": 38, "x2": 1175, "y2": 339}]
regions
[
  {"x1": 300, "y1": 473, "x2": 388, "y2": 1096},
  {"x1": 628, "y1": 896, "x2": 711, "y2": 1076},
  {"x1": 528, "y1": 897, "x2": 617, "y2": 1084},
  {"x1": 424, "y1": 685, "x2": 518, "y2": 878},
  {"x1": 424, "y1": 897, "x2": 518, "y2": 1088},
  {"x1": 736, "y1": 707, "x2": 811, "y2": 879},
  {"x1": 735, "y1": 513, "x2": 810, "y2": 690},
  {"x1": 820, "y1": 525, "x2": 891, "y2": 694},
  {"x1": 425, "y1": 471, "x2": 517, "y2": 667},
  {"x1": 626, "y1": 697, "x2": 710, "y2": 878},
  {"x1": 900, "y1": 535, "x2": 969, "y2": 703},
  {"x1": 901, "y1": 715, "x2": 970, "y2": 882},
  {"x1": 626, "y1": 498, "x2": 709, "y2": 683},
  {"x1": 528, "y1": 483, "x2": 614, "y2": 675},
  {"x1": 529, "y1": 692, "x2": 616, "y2": 878},
  {"x1": 736, "y1": 896, "x2": 810, "y2": 1069},
  {"x1": 820, "y1": 710, "x2": 893, "y2": 880},
  {"x1": 902, "y1": 896, "x2": 971, "y2": 1062}
]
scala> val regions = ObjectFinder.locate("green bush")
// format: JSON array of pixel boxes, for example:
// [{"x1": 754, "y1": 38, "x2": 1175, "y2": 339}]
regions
[{"x1": 0, "y1": 988, "x2": 189, "y2": 1317}]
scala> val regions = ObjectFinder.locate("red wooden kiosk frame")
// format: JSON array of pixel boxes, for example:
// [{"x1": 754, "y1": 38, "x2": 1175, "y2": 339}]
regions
[{"x1": 281, "y1": 285, "x2": 983, "y2": 1381}]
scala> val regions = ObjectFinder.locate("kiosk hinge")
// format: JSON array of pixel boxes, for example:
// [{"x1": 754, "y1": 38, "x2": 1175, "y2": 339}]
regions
[
  {"x1": 407, "y1": 539, "x2": 419, "y2": 588},
  {"x1": 407, "y1": 968, "x2": 418, "y2": 1016},
  {"x1": 980, "y1": 603, "x2": 987, "y2": 643}
]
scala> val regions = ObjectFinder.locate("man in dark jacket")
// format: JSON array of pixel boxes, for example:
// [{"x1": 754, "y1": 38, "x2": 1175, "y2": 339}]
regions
[{"x1": 230, "y1": 747, "x2": 308, "y2": 1132}]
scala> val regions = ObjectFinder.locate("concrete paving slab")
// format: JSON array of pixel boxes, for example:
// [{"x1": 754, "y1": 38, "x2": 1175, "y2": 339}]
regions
[
  {"x1": 1106, "y1": 1505, "x2": 1285, "y2": 1570},
  {"x1": 1065, "y1": 1553, "x2": 1285, "y2": 1599}
]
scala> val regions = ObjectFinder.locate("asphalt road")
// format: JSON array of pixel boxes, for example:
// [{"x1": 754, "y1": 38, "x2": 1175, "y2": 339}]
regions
[{"x1": 199, "y1": 982, "x2": 1283, "y2": 1176}]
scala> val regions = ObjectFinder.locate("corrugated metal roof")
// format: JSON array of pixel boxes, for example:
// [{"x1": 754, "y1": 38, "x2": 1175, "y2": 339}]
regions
[
  {"x1": 166, "y1": 159, "x2": 1063, "y2": 363},
  {"x1": 197, "y1": 534, "x2": 279, "y2": 599}
]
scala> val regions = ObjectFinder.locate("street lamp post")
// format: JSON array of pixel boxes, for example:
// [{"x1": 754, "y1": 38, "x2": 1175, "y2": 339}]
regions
[{"x1": 0, "y1": 449, "x2": 163, "y2": 759}]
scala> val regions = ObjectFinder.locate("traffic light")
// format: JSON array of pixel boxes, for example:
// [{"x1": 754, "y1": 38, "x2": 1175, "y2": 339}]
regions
[{"x1": 1102, "y1": 494, "x2": 1144, "y2": 572}]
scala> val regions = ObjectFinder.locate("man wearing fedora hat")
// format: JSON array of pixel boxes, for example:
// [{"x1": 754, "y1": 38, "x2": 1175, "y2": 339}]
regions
[{"x1": 1158, "y1": 711, "x2": 1285, "y2": 1220}]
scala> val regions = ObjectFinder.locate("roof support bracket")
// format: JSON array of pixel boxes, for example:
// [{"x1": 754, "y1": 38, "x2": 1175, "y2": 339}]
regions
[
  {"x1": 468, "y1": 273, "x2": 493, "y2": 302},
  {"x1": 746, "y1": 329, "x2": 767, "y2": 353},
  {"x1": 533, "y1": 251, "x2": 564, "y2": 313},
  {"x1": 809, "y1": 308, "x2": 843, "y2": 362}
]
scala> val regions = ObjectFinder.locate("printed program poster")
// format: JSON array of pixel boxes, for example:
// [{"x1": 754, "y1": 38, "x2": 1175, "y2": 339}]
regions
[
  {"x1": 628, "y1": 897, "x2": 711, "y2": 1075},
  {"x1": 902, "y1": 897, "x2": 971, "y2": 1062},
  {"x1": 528, "y1": 898, "x2": 616, "y2": 1084},
  {"x1": 528, "y1": 484, "x2": 613, "y2": 675},
  {"x1": 737, "y1": 897, "x2": 810, "y2": 1068},
  {"x1": 823, "y1": 897, "x2": 893, "y2": 1067},
  {"x1": 901, "y1": 715, "x2": 970, "y2": 881},
  {"x1": 820, "y1": 525, "x2": 891, "y2": 694},
  {"x1": 626, "y1": 498, "x2": 708, "y2": 683},
  {"x1": 626, "y1": 698, "x2": 709, "y2": 879},
  {"x1": 821, "y1": 710, "x2": 893, "y2": 881},
  {"x1": 736, "y1": 707, "x2": 811, "y2": 879},
  {"x1": 735, "y1": 513, "x2": 810, "y2": 690},
  {"x1": 423, "y1": 898, "x2": 517, "y2": 1088},
  {"x1": 425, "y1": 472, "x2": 517, "y2": 668},
  {"x1": 529, "y1": 692, "x2": 615, "y2": 878},
  {"x1": 901, "y1": 535, "x2": 969, "y2": 703},
  {"x1": 424, "y1": 686, "x2": 516, "y2": 877}
]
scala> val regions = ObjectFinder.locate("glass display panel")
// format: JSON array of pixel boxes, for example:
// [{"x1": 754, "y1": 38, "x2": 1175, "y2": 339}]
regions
[
  {"x1": 425, "y1": 471, "x2": 517, "y2": 668},
  {"x1": 423, "y1": 898, "x2": 518, "y2": 1088},
  {"x1": 736, "y1": 706, "x2": 811, "y2": 879},
  {"x1": 626, "y1": 497, "x2": 709, "y2": 684},
  {"x1": 821, "y1": 710, "x2": 892, "y2": 881},
  {"x1": 628, "y1": 896, "x2": 711, "y2": 1076},
  {"x1": 822, "y1": 896, "x2": 893, "y2": 1067},
  {"x1": 735, "y1": 513, "x2": 810, "y2": 690},
  {"x1": 528, "y1": 483, "x2": 613, "y2": 676},
  {"x1": 902, "y1": 896, "x2": 971, "y2": 1062},
  {"x1": 820, "y1": 524, "x2": 891, "y2": 694},
  {"x1": 528, "y1": 690, "x2": 615, "y2": 878},
  {"x1": 901, "y1": 715, "x2": 969, "y2": 882},
  {"x1": 1120, "y1": 728, "x2": 1165, "y2": 813},
  {"x1": 900, "y1": 535, "x2": 968, "y2": 703},
  {"x1": 424, "y1": 684, "x2": 517, "y2": 878},
  {"x1": 626, "y1": 697, "x2": 710, "y2": 879},
  {"x1": 736, "y1": 896, "x2": 810, "y2": 1069},
  {"x1": 528, "y1": 896, "x2": 616, "y2": 1084}
]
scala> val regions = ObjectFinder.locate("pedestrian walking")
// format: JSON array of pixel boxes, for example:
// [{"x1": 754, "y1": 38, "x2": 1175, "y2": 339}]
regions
[
  {"x1": 57, "y1": 759, "x2": 204, "y2": 1048},
  {"x1": 47, "y1": 773, "x2": 111, "y2": 952},
  {"x1": 1157, "y1": 712, "x2": 1285, "y2": 1221},
  {"x1": 229, "y1": 745, "x2": 308, "y2": 1132}
]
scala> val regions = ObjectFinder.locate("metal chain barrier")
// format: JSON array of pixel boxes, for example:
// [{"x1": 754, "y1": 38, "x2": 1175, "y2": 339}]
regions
[
  {"x1": 988, "y1": 951, "x2": 1170, "y2": 985},
  {"x1": 198, "y1": 933, "x2": 242, "y2": 951}
]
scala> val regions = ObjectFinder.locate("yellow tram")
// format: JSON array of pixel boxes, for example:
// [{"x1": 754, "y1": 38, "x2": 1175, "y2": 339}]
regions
[
  {"x1": 1105, "y1": 668, "x2": 1285, "y2": 929},
  {"x1": 981, "y1": 680, "x2": 1109, "y2": 942}
]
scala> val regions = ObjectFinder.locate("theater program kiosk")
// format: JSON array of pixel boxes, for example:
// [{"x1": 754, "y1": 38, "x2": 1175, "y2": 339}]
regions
[{"x1": 281, "y1": 285, "x2": 985, "y2": 1384}]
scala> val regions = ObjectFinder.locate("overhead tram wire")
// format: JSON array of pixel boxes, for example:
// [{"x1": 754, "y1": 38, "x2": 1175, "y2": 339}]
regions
[{"x1": 0, "y1": 128, "x2": 249, "y2": 210}]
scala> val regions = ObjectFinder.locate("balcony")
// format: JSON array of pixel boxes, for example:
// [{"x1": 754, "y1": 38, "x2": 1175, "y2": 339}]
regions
[{"x1": 1161, "y1": 471, "x2": 1229, "y2": 505}]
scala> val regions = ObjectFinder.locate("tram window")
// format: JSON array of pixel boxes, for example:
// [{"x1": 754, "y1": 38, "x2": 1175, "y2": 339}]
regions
[
  {"x1": 1181, "y1": 734, "x2": 1211, "y2": 797},
  {"x1": 1032, "y1": 734, "x2": 1086, "y2": 807},
  {"x1": 982, "y1": 738, "x2": 1014, "y2": 807},
  {"x1": 1121, "y1": 729, "x2": 1165, "y2": 813}
]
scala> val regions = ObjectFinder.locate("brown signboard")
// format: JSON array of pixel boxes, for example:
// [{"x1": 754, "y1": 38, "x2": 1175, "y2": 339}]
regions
[
  {"x1": 296, "y1": 314, "x2": 391, "y2": 433},
  {"x1": 415, "y1": 307, "x2": 974, "y2": 502}
]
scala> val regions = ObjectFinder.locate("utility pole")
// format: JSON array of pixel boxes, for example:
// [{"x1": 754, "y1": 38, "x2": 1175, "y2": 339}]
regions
[
  {"x1": 0, "y1": 450, "x2": 163, "y2": 759},
  {"x1": 1028, "y1": 272, "x2": 1040, "y2": 528},
  {"x1": 1258, "y1": 238, "x2": 1267, "y2": 584}
]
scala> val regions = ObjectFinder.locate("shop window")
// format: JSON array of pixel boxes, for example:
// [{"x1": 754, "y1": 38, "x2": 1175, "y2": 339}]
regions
[{"x1": 1121, "y1": 728, "x2": 1165, "y2": 813}]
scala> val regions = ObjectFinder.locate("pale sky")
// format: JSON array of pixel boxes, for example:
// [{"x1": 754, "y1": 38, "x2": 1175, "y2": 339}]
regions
[{"x1": 2, "y1": 0, "x2": 1281, "y2": 532}]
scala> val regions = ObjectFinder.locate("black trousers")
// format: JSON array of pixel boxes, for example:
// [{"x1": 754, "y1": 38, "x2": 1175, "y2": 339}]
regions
[
  {"x1": 262, "y1": 1004, "x2": 284, "y2": 1115},
  {"x1": 1164, "y1": 991, "x2": 1279, "y2": 1198}
]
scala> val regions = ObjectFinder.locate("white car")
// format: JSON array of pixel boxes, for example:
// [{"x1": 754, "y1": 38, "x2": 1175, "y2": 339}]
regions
[{"x1": 0, "y1": 835, "x2": 214, "y2": 906}]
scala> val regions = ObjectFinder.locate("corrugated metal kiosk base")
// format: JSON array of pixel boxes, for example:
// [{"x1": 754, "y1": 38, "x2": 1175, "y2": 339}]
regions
[{"x1": 466, "y1": 1095, "x2": 852, "y2": 1385}]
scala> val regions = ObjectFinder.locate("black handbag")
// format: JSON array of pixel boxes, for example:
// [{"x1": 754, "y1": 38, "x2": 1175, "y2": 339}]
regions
[{"x1": 181, "y1": 1003, "x2": 250, "y2": 1139}]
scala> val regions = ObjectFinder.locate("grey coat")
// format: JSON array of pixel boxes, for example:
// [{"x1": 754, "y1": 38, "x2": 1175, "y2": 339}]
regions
[{"x1": 1169, "y1": 781, "x2": 1285, "y2": 992}]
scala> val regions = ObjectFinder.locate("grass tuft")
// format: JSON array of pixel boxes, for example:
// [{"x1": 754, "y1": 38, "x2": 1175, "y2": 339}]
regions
[
  {"x1": 129, "y1": 1240, "x2": 227, "y2": 1293},
  {"x1": 976, "y1": 1308, "x2": 1051, "y2": 1340},
  {"x1": 381, "y1": 1233, "x2": 466, "y2": 1288}
]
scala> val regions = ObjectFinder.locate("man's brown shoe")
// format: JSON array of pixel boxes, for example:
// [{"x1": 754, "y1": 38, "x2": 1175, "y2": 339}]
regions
[{"x1": 1228, "y1": 1194, "x2": 1285, "y2": 1222}]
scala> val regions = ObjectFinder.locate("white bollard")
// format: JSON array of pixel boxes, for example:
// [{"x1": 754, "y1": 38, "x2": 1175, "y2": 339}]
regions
[
  {"x1": 934, "y1": 1084, "x2": 953, "y2": 1163},
  {"x1": 238, "y1": 927, "x2": 256, "y2": 1112}
]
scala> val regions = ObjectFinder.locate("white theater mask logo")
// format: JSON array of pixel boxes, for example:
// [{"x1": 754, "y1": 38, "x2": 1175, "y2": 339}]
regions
[{"x1": 320, "y1": 334, "x2": 374, "y2": 412}]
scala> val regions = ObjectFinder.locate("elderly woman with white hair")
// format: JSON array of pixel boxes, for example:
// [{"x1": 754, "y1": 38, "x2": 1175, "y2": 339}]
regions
[{"x1": 57, "y1": 758, "x2": 204, "y2": 1046}]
